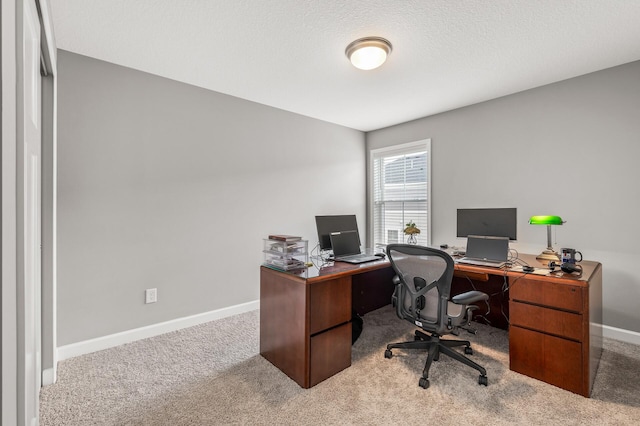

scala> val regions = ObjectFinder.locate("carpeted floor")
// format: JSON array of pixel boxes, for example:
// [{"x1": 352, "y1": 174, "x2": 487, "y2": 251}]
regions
[{"x1": 40, "y1": 306, "x2": 640, "y2": 425}]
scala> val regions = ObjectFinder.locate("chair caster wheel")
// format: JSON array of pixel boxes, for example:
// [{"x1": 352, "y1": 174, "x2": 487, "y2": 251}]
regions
[
  {"x1": 384, "y1": 349, "x2": 393, "y2": 359},
  {"x1": 419, "y1": 377, "x2": 430, "y2": 389},
  {"x1": 479, "y1": 375, "x2": 488, "y2": 386},
  {"x1": 465, "y1": 346, "x2": 473, "y2": 355}
]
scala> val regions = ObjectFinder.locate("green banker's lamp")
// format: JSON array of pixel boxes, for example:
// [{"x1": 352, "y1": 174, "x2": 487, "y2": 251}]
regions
[{"x1": 529, "y1": 215, "x2": 565, "y2": 262}]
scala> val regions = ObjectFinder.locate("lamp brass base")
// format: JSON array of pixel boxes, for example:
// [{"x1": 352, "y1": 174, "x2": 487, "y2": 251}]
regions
[{"x1": 536, "y1": 250, "x2": 560, "y2": 262}]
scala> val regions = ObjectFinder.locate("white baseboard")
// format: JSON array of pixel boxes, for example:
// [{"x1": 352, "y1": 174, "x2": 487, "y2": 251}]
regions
[
  {"x1": 52, "y1": 303, "x2": 639, "y2": 374},
  {"x1": 42, "y1": 367, "x2": 56, "y2": 386},
  {"x1": 56, "y1": 300, "x2": 260, "y2": 362},
  {"x1": 602, "y1": 324, "x2": 640, "y2": 346}
]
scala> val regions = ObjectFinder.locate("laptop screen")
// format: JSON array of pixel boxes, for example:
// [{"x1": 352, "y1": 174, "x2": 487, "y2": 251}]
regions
[
  {"x1": 330, "y1": 230, "x2": 361, "y2": 257},
  {"x1": 465, "y1": 235, "x2": 509, "y2": 261}
]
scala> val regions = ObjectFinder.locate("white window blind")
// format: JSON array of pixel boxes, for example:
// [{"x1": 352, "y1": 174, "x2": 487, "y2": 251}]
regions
[{"x1": 370, "y1": 140, "x2": 431, "y2": 248}]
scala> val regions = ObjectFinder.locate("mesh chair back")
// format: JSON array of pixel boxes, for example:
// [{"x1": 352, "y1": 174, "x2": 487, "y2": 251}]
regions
[{"x1": 387, "y1": 244, "x2": 455, "y2": 332}]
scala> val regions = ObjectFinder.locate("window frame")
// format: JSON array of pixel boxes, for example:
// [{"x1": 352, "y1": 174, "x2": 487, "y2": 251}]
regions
[{"x1": 368, "y1": 139, "x2": 432, "y2": 248}]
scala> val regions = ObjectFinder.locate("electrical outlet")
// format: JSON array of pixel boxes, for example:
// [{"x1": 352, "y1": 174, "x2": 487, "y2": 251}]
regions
[{"x1": 145, "y1": 288, "x2": 157, "y2": 304}]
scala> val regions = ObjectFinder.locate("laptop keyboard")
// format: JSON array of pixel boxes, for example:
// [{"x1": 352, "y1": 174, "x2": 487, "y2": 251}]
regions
[
  {"x1": 336, "y1": 254, "x2": 379, "y2": 262},
  {"x1": 457, "y1": 258, "x2": 506, "y2": 268}
]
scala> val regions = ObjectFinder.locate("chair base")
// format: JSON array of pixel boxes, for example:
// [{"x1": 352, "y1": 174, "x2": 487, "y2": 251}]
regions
[{"x1": 385, "y1": 330, "x2": 488, "y2": 389}]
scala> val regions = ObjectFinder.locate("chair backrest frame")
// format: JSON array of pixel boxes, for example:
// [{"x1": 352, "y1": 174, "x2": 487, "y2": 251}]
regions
[{"x1": 386, "y1": 244, "x2": 455, "y2": 335}]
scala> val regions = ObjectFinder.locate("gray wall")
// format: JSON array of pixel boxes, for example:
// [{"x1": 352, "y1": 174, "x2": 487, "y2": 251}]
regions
[
  {"x1": 57, "y1": 50, "x2": 366, "y2": 345},
  {"x1": 367, "y1": 60, "x2": 640, "y2": 334}
]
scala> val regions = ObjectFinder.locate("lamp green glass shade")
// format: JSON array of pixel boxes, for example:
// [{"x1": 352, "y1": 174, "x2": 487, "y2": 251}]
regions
[
  {"x1": 528, "y1": 215, "x2": 564, "y2": 225},
  {"x1": 529, "y1": 215, "x2": 564, "y2": 262}
]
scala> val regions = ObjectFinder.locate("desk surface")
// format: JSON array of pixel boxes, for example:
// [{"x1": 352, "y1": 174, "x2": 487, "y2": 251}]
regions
[
  {"x1": 271, "y1": 252, "x2": 600, "y2": 286},
  {"x1": 268, "y1": 257, "x2": 391, "y2": 282},
  {"x1": 453, "y1": 253, "x2": 601, "y2": 287}
]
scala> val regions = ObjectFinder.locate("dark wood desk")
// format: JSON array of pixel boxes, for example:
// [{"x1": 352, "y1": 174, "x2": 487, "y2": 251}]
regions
[
  {"x1": 260, "y1": 259, "x2": 394, "y2": 388},
  {"x1": 260, "y1": 254, "x2": 602, "y2": 396}
]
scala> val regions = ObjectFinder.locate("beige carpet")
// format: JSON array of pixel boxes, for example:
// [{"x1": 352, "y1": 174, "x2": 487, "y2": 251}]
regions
[{"x1": 40, "y1": 306, "x2": 640, "y2": 425}]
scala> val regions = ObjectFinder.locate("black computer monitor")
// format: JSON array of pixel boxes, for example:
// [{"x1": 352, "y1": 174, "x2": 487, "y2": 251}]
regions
[
  {"x1": 456, "y1": 208, "x2": 517, "y2": 240},
  {"x1": 315, "y1": 215, "x2": 360, "y2": 250}
]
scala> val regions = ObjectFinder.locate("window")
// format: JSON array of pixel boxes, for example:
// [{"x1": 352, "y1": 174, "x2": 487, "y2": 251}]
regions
[{"x1": 370, "y1": 140, "x2": 431, "y2": 248}]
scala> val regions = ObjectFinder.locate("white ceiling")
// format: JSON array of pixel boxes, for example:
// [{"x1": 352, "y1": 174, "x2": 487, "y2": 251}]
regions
[{"x1": 49, "y1": 0, "x2": 640, "y2": 132}]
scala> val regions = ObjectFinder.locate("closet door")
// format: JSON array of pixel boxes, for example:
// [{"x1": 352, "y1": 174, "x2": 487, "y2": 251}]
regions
[{"x1": 20, "y1": 0, "x2": 42, "y2": 424}]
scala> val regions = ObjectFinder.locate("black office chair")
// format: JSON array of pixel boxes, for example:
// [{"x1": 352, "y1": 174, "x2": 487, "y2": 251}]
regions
[{"x1": 384, "y1": 244, "x2": 489, "y2": 389}]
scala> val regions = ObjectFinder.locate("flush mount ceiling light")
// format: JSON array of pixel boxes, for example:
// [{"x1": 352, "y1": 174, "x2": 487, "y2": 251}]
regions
[{"x1": 345, "y1": 37, "x2": 392, "y2": 70}]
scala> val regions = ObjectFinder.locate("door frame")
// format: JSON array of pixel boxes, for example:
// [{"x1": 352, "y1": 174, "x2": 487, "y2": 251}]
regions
[
  {"x1": 2, "y1": 1, "x2": 20, "y2": 424},
  {"x1": 2, "y1": 1, "x2": 57, "y2": 424}
]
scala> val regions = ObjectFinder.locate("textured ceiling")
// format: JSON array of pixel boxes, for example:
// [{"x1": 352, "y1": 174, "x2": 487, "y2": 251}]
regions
[{"x1": 49, "y1": 0, "x2": 640, "y2": 131}]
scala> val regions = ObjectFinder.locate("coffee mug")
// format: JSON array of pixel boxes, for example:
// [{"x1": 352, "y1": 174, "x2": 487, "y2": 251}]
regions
[{"x1": 561, "y1": 248, "x2": 582, "y2": 264}]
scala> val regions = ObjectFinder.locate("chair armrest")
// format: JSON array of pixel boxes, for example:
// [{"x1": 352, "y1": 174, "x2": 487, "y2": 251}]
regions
[{"x1": 451, "y1": 290, "x2": 488, "y2": 305}]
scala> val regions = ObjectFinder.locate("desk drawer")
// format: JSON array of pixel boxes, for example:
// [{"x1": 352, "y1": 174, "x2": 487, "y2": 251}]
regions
[
  {"x1": 310, "y1": 322, "x2": 351, "y2": 387},
  {"x1": 510, "y1": 325, "x2": 584, "y2": 395},
  {"x1": 309, "y1": 276, "x2": 351, "y2": 335},
  {"x1": 510, "y1": 301, "x2": 582, "y2": 341},
  {"x1": 510, "y1": 278, "x2": 583, "y2": 312}
]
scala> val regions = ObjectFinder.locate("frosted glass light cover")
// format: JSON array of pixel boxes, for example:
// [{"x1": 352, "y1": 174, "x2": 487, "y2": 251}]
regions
[
  {"x1": 350, "y1": 46, "x2": 387, "y2": 70},
  {"x1": 345, "y1": 37, "x2": 392, "y2": 71}
]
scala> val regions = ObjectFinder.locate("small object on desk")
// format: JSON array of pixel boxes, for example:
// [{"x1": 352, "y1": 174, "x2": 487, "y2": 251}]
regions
[
  {"x1": 560, "y1": 262, "x2": 583, "y2": 275},
  {"x1": 440, "y1": 244, "x2": 448, "y2": 249},
  {"x1": 522, "y1": 265, "x2": 535, "y2": 273},
  {"x1": 263, "y1": 238, "x2": 308, "y2": 271},
  {"x1": 268, "y1": 234, "x2": 302, "y2": 242},
  {"x1": 511, "y1": 265, "x2": 550, "y2": 276},
  {"x1": 374, "y1": 252, "x2": 386, "y2": 258}
]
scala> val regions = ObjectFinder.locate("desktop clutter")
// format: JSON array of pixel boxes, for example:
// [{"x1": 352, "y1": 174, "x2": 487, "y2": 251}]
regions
[
  {"x1": 262, "y1": 234, "x2": 311, "y2": 272},
  {"x1": 311, "y1": 215, "x2": 387, "y2": 265},
  {"x1": 549, "y1": 248, "x2": 583, "y2": 275},
  {"x1": 263, "y1": 210, "x2": 585, "y2": 276},
  {"x1": 262, "y1": 230, "x2": 386, "y2": 273},
  {"x1": 262, "y1": 232, "x2": 584, "y2": 278},
  {"x1": 263, "y1": 216, "x2": 388, "y2": 272},
  {"x1": 441, "y1": 238, "x2": 585, "y2": 277}
]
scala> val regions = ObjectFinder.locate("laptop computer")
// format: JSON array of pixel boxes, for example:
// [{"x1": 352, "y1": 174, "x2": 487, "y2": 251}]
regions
[
  {"x1": 330, "y1": 230, "x2": 380, "y2": 264},
  {"x1": 456, "y1": 235, "x2": 509, "y2": 268}
]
